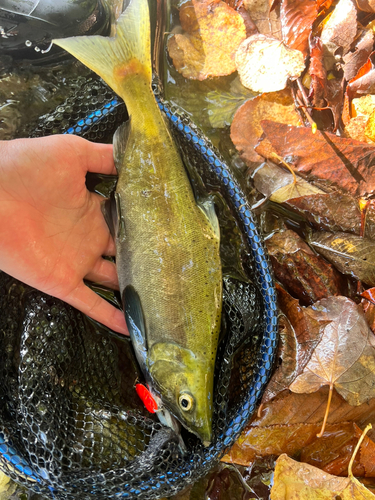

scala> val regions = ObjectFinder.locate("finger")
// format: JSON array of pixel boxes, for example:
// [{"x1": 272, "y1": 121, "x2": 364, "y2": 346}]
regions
[
  {"x1": 82, "y1": 141, "x2": 116, "y2": 175},
  {"x1": 104, "y1": 235, "x2": 116, "y2": 256},
  {"x1": 85, "y1": 258, "x2": 119, "y2": 289},
  {"x1": 68, "y1": 282, "x2": 128, "y2": 335},
  {"x1": 91, "y1": 193, "x2": 117, "y2": 256}
]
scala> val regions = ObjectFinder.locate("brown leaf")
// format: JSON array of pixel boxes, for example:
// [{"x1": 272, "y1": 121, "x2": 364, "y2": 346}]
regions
[
  {"x1": 270, "y1": 454, "x2": 375, "y2": 499},
  {"x1": 285, "y1": 193, "x2": 362, "y2": 234},
  {"x1": 362, "y1": 296, "x2": 375, "y2": 335},
  {"x1": 243, "y1": 0, "x2": 282, "y2": 38},
  {"x1": 290, "y1": 296, "x2": 375, "y2": 407},
  {"x1": 252, "y1": 161, "x2": 324, "y2": 201},
  {"x1": 235, "y1": 34, "x2": 305, "y2": 92},
  {"x1": 348, "y1": 63, "x2": 375, "y2": 96},
  {"x1": 309, "y1": 232, "x2": 375, "y2": 286},
  {"x1": 258, "y1": 120, "x2": 375, "y2": 196},
  {"x1": 223, "y1": 422, "x2": 340, "y2": 465},
  {"x1": 266, "y1": 230, "x2": 348, "y2": 305},
  {"x1": 343, "y1": 29, "x2": 375, "y2": 82},
  {"x1": 167, "y1": 0, "x2": 246, "y2": 80},
  {"x1": 223, "y1": 380, "x2": 375, "y2": 465},
  {"x1": 230, "y1": 89, "x2": 302, "y2": 163},
  {"x1": 309, "y1": 36, "x2": 328, "y2": 109},
  {"x1": 320, "y1": 0, "x2": 358, "y2": 57},
  {"x1": 301, "y1": 422, "x2": 375, "y2": 477},
  {"x1": 280, "y1": 0, "x2": 318, "y2": 57},
  {"x1": 260, "y1": 286, "x2": 325, "y2": 404},
  {"x1": 258, "y1": 387, "x2": 375, "y2": 429},
  {"x1": 357, "y1": 0, "x2": 375, "y2": 12}
]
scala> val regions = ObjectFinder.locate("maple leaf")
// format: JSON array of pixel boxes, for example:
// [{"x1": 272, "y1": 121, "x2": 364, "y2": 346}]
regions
[
  {"x1": 257, "y1": 121, "x2": 375, "y2": 196},
  {"x1": 290, "y1": 296, "x2": 375, "y2": 435},
  {"x1": 167, "y1": 0, "x2": 246, "y2": 80},
  {"x1": 266, "y1": 231, "x2": 347, "y2": 305},
  {"x1": 235, "y1": 35, "x2": 305, "y2": 93},
  {"x1": 309, "y1": 232, "x2": 375, "y2": 286},
  {"x1": 230, "y1": 89, "x2": 302, "y2": 163},
  {"x1": 271, "y1": 452, "x2": 375, "y2": 500}
]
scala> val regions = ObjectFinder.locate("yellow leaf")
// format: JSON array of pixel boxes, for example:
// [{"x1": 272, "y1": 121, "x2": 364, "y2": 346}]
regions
[
  {"x1": 235, "y1": 35, "x2": 305, "y2": 93},
  {"x1": 167, "y1": 0, "x2": 246, "y2": 80},
  {"x1": 271, "y1": 454, "x2": 375, "y2": 500},
  {"x1": 365, "y1": 109, "x2": 375, "y2": 142}
]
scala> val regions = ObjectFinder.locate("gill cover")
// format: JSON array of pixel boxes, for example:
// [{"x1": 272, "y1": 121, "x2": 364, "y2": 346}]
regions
[{"x1": 149, "y1": 342, "x2": 213, "y2": 445}]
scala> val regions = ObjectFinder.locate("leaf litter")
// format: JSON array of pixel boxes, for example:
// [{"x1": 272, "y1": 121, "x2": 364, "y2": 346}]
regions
[{"x1": 166, "y1": 0, "x2": 375, "y2": 497}]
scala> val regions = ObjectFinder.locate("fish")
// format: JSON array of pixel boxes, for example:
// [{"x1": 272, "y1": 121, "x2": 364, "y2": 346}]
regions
[{"x1": 53, "y1": 0, "x2": 222, "y2": 445}]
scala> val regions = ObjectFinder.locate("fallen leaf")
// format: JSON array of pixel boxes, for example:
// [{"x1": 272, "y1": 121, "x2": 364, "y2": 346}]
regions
[
  {"x1": 308, "y1": 36, "x2": 345, "y2": 130},
  {"x1": 205, "y1": 78, "x2": 255, "y2": 128},
  {"x1": 343, "y1": 29, "x2": 375, "y2": 82},
  {"x1": 320, "y1": 0, "x2": 358, "y2": 57},
  {"x1": 270, "y1": 454, "x2": 375, "y2": 499},
  {"x1": 235, "y1": 34, "x2": 305, "y2": 92},
  {"x1": 309, "y1": 232, "x2": 375, "y2": 285},
  {"x1": 357, "y1": 0, "x2": 375, "y2": 11},
  {"x1": 223, "y1": 383, "x2": 375, "y2": 465},
  {"x1": 260, "y1": 286, "x2": 325, "y2": 404},
  {"x1": 223, "y1": 423, "x2": 343, "y2": 466},
  {"x1": 309, "y1": 36, "x2": 328, "y2": 109},
  {"x1": 280, "y1": 0, "x2": 318, "y2": 57},
  {"x1": 285, "y1": 193, "x2": 362, "y2": 234},
  {"x1": 353, "y1": 94, "x2": 375, "y2": 118},
  {"x1": 230, "y1": 89, "x2": 302, "y2": 163},
  {"x1": 345, "y1": 115, "x2": 375, "y2": 143},
  {"x1": 266, "y1": 230, "x2": 348, "y2": 305},
  {"x1": 252, "y1": 161, "x2": 324, "y2": 201},
  {"x1": 364, "y1": 201, "x2": 375, "y2": 240},
  {"x1": 258, "y1": 120, "x2": 375, "y2": 196},
  {"x1": 243, "y1": 0, "x2": 281, "y2": 38},
  {"x1": 167, "y1": 0, "x2": 246, "y2": 80},
  {"x1": 347, "y1": 58, "x2": 375, "y2": 96},
  {"x1": 290, "y1": 296, "x2": 375, "y2": 433},
  {"x1": 362, "y1": 297, "x2": 375, "y2": 335},
  {"x1": 301, "y1": 422, "x2": 375, "y2": 477}
]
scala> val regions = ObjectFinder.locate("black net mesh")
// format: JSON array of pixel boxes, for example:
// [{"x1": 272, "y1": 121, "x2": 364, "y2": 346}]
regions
[{"x1": 0, "y1": 75, "x2": 278, "y2": 499}]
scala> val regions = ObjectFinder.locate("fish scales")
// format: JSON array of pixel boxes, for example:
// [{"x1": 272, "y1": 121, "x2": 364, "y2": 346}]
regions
[
  {"x1": 54, "y1": 0, "x2": 222, "y2": 445},
  {"x1": 115, "y1": 85, "x2": 221, "y2": 352}
]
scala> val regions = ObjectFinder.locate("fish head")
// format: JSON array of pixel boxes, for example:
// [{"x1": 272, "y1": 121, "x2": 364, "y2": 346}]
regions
[{"x1": 148, "y1": 342, "x2": 214, "y2": 446}]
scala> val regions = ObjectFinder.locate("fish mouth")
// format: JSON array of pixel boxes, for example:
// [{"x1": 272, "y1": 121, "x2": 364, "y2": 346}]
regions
[{"x1": 187, "y1": 422, "x2": 212, "y2": 446}]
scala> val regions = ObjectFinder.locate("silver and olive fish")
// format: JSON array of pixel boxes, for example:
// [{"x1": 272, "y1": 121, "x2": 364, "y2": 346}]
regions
[{"x1": 54, "y1": 0, "x2": 222, "y2": 445}]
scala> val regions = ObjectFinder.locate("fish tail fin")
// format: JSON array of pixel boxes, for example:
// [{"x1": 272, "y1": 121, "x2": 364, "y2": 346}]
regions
[{"x1": 53, "y1": 0, "x2": 151, "y2": 98}]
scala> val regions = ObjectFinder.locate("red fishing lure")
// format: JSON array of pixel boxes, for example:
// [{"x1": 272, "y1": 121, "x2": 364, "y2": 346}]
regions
[{"x1": 135, "y1": 383, "x2": 158, "y2": 413}]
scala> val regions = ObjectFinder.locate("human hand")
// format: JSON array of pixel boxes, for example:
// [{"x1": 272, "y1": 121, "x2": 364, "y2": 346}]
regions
[{"x1": 0, "y1": 134, "x2": 128, "y2": 335}]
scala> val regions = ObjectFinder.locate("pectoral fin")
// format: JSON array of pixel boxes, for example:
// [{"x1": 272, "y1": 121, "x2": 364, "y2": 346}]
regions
[
  {"x1": 198, "y1": 199, "x2": 220, "y2": 239},
  {"x1": 101, "y1": 192, "x2": 125, "y2": 240},
  {"x1": 113, "y1": 120, "x2": 131, "y2": 174},
  {"x1": 123, "y1": 285, "x2": 147, "y2": 374}
]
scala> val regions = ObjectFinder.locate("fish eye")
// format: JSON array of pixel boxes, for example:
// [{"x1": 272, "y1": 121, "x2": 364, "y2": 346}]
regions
[{"x1": 178, "y1": 393, "x2": 194, "y2": 411}]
